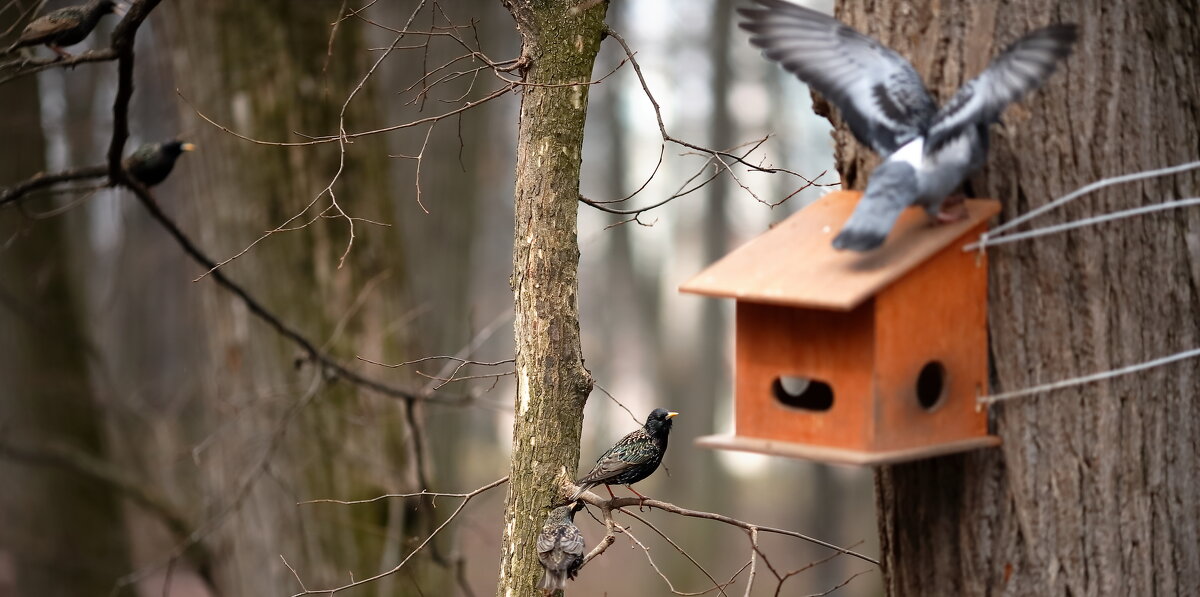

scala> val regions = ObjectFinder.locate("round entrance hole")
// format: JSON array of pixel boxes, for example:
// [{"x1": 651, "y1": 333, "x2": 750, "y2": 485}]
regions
[
  {"x1": 916, "y1": 361, "x2": 946, "y2": 410},
  {"x1": 772, "y1": 376, "x2": 834, "y2": 411}
]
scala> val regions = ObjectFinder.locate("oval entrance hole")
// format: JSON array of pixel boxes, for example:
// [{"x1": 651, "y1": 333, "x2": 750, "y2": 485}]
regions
[
  {"x1": 916, "y1": 361, "x2": 945, "y2": 410},
  {"x1": 772, "y1": 376, "x2": 834, "y2": 411}
]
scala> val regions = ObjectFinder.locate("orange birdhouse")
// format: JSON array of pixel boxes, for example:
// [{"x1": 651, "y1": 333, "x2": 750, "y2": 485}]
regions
[{"x1": 680, "y1": 190, "x2": 1001, "y2": 465}]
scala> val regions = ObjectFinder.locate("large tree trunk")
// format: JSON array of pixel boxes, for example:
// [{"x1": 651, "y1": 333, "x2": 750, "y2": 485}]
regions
[
  {"x1": 496, "y1": 1, "x2": 606, "y2": 595},
  {"x1": 830, "y1": 1, "x2": 1200, "y2": 594},
  {"x1": 0, "y1": 71, "x2": 131, "y2": 597},
  {"x1": 8, "y1": 3, "x2": 437, "y2": 594}
]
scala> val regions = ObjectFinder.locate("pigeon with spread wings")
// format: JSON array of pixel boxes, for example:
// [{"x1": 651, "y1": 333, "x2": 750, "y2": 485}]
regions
[{"x1": 739, "y1": 0, "x2": 1076, "y2": 251}]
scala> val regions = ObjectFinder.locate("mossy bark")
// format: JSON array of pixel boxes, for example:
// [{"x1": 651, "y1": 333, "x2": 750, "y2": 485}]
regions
[
  {"x1": 497, "y1": 1, "x2": 607, "y2": 595},
  {"x1": 830, "y1": 1, "x2": 1200, "y2": 594}
]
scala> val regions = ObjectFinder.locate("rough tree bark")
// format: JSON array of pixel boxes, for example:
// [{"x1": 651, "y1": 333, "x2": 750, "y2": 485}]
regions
[
  {"x1": 829, "y1": 1, "x2": 1200, "y2": 594},
  {"x1": 496, "y1": 1, "x2": 607, "y2": 595}
]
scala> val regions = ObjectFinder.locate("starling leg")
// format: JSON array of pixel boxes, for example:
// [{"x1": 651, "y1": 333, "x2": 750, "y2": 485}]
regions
[
  {"x1": 936, "y1": 193, "x2": 969, "y2": 223},
  {"x1": 626, "y1": 485, "x2": 649, "y2": 511},
  {"x1": 50, "y1": 45, "x2": 73, "y2": 59},
  {"x1": 604, "y1": 485, "x2": 616, "y2": 500}
]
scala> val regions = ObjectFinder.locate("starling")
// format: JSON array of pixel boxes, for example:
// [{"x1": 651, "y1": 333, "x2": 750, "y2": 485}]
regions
[
  {"x1": 536, "y1": 501, "x2": 586, "y2": 594},
  {"x1": 570, "y1": 408, "x2": 677, "y2": 502},
  {"x1": 124, "y1": 140, "x2": 195, "y2": 187},
  {"x1": 5, "y1": 0, "x2": 123, "y2": 58}
]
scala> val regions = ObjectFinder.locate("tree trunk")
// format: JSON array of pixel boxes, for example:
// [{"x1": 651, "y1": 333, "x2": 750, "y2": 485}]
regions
[
  {"x1": 0, "y1": 71, "x2": 132, "y2": 597},
  {"x1": 829, "y1": 1, "x2": 1200, "y2": 594},
  {"x1": 496, "y1": 1, "x2": 606, "y2": 595}
]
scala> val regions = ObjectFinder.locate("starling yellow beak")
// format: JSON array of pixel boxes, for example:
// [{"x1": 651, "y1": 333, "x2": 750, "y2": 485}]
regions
[
  {"x1": 180, "y1": 142, "x2": 197, "y2": 152},
  {"x1": 666, "y1": 411, "x2": 679, "y2": 419}
]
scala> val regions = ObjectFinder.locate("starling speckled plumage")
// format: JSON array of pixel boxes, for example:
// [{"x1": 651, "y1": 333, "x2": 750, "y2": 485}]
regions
[
  {"x1": 536, "y1": 501, "x2": 586, "y2": 594},
  {"x1": 124, "y1": 140, "x2": 195, "y2": 187},
  {"x1": 6, "y1": 0, "x2": 123, "y2": 58},
  {"x1": 570, "y1": 408, "x2": 677, "y2": 502}
]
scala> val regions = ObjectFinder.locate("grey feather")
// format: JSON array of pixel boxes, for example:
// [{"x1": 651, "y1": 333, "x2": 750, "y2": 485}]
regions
[
  {"x1": 537, "y1": 503, "x2": 586, "y2": 592},
  {"x1": 926, "y1": 24, "x2": 1077, "y2": 153},
  {"x1": 832, "y1": 161, "x2": 920, "y2": 251},
  {"x1": 738, "y1": 0, "x2": 936, "y2": 156},
  {"x1": 740, "y1": 1, "x2": 1077, "y2": 251}
]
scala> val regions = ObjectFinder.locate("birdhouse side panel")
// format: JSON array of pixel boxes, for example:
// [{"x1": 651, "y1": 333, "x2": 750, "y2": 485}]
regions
[
  {"x1": 872, "y1": 222, "x2": 991, "y2": 451},
  {"x1": 735, "y1": 301, "x2": 877, "y2": 450}
]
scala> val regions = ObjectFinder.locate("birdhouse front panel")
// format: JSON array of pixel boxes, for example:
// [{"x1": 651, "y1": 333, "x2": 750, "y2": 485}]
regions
[{"x1": 735, "y1": 300, "x2": 877, "y2": 451}]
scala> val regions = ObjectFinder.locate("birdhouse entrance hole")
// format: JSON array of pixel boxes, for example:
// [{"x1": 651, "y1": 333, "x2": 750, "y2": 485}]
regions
[
  {"x1": 772, "y1": 376, "x2": 833, "y2": 411},
  {"x1": 916, "y1": 361, "x2": 946, "y2": 410}
]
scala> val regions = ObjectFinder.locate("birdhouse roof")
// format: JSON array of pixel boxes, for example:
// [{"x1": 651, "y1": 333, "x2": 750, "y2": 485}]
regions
[{"x1": 679, "y1": 191, "x2": 1001, "y2": 311}]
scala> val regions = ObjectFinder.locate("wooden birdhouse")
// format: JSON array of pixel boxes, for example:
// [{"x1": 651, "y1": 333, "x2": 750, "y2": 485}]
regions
[{"x1": 681, "y1": 191, "x2": 1001, "y2": 465}]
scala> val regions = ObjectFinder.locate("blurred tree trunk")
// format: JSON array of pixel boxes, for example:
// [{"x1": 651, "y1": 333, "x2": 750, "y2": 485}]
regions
[
  {"x1": 0, "y1": 72, "x2": 131, "y2": 597},
  {"x1": 42, "y1": 2, "x2": 436, "y2": 594},
  {"x1": 496, "y1": 1, "x2": 606, "y2": 595},
  {"x1": 831, "y1": 1, "x2": 1200, "y2": 594}
]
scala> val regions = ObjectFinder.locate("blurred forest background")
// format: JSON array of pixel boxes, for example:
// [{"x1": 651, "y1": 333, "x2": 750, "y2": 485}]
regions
[{"x1": 0, "y1": 0, "x2": 883, "y2": 595}]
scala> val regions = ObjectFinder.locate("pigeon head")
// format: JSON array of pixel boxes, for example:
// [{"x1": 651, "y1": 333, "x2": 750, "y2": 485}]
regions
[{"x1": 643, "y1": 408, "x2": 678, "y2": 436}]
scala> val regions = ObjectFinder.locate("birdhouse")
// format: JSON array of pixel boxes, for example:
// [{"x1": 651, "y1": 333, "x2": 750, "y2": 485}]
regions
[{"x1": 680, "y1": 191, "x2": 1001, "y2": 465}]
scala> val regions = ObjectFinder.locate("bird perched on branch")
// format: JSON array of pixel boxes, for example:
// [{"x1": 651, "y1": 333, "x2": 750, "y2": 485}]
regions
[
  {"x1": 570, "y1": 408, "x2": 677, "y2": 502},
  {"x1": 125, "y1": 140, "x2": 196, "y2": 187},
  {"x1": 5, "y1": 0, "x2": 124, "y2": 58},
  {"x1": 536, "y1": 501, "x2": 586, "y2": 594},
  {"x1": 739, "y1": 0, "x2": 1077, "y2": 251}
]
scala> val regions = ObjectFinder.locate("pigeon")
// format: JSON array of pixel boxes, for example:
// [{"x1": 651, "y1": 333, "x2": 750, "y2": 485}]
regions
[
  {"x1": 738, "y1": 0, "x2": 1077, "y2": 251},
  {"x1": 124, "y1": 140, "x2": 196, "y2": 186},
  {"x1": 5, "y1": 0, "x2": 124, "y2": 58},
  {"x1": 570, "y1": 408, "x2": 677, "y2": 502},
  {"x1": 536, "y1": 501, "x2": 586, "y2": 594}
]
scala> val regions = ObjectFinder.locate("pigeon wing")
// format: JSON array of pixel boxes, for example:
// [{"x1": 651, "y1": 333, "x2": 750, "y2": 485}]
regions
[
  {"x1": 926, "y1": 24, "x2": 1077, "y2": 153},
  {"x1": 738, "y1": 0, "x2": 935, "y2": 156}
]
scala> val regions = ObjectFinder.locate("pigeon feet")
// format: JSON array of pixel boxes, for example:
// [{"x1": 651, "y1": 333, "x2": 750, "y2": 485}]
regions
[{"x1": 936, "y1": 194, "x2": 969, "y2": 223}]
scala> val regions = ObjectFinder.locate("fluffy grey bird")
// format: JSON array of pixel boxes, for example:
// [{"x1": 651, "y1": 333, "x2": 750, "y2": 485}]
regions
[
  {"x1": 739, "y1": 0, "x2": 1077, "y2": 251},
  {"x1": 536, "y1": 501, "x2": 586, "y2": 594}
]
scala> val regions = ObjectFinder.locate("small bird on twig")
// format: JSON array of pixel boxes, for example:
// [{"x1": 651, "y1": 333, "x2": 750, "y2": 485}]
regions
[
  {"x1": 125, "y1": 140, "x2": 196, "y2": 187},
  {"x1": 5, "y1": 0, "x2": 125, "y2": 58},
  {"x1": 739, "y1": 0, "x2": 1077, "y2": 251},
  {"x1": 536, "y1": 501, "x2": 586, "y2": 594},
  {"x1": 571, "y1": 408, "x2": 677, "y2": 503}
]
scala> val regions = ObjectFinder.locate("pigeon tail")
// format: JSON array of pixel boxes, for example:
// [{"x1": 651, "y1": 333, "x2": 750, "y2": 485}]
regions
[
  {"x1": 832, "y1": 160, "x2": 919, "y2": 252},
  {"x1": 537, "y1": 569, "x2": 568, "y2": 592}
]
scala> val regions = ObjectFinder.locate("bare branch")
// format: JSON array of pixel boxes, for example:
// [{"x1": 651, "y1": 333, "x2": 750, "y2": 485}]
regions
[
  {"x1": 0, "y1": 164, "x2": 108, "y2": 207},
  {"x1": 573, "y1": 491, "x2": 879, "y2": 567},
  {"x1": 287, "y1": 477, "x2": 509, "y2": 596}
]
